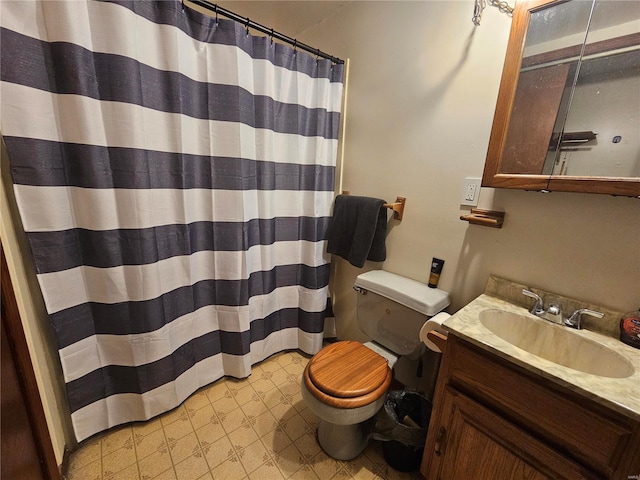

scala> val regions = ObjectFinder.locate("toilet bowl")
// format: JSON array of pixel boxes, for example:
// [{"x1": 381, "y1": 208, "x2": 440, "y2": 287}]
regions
[
  {"x1": 301, "y1": 341, "x2": 392, "y2": 459},
  {"x1": 301, "y1": 270, "x2": 450, "y2": 460}
]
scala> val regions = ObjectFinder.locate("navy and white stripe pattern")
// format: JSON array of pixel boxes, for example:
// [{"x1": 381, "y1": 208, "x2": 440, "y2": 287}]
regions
[{"x1": 1, "y1": 0, "x2": 343, "y2": 441}]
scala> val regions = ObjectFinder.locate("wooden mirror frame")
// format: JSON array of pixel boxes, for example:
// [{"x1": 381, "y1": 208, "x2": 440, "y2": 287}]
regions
[{"x1": 482, "y1": 0, "x2": 640, "y2": 197}]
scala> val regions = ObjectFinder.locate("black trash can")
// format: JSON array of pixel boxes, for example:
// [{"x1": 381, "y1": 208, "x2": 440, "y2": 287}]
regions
[{"x1": 372, "y1": 390, "x2": 432, "y2": 472}]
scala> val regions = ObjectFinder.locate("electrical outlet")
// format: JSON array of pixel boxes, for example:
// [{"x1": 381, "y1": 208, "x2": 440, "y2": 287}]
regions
[
  {"x1": 464, "y1": 183, "x2": 477, "y2": 201},
  {"x1": 461, "y1": 177, "x2": 481, "y2": 206}
]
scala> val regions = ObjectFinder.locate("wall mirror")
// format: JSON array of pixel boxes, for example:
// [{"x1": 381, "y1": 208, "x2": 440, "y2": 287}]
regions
[{"x1": 482, "y1": 0, "x2": 640, "y2": 197}]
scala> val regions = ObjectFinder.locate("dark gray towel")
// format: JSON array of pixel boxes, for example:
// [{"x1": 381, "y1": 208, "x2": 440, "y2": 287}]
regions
[{"x1": 326, "y1": 195, "x2": 387, "y2": 268}]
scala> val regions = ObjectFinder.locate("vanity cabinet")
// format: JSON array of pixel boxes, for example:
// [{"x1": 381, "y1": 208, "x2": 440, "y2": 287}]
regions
[
  {"x1": 421, "y1": 335, "x2": 640, "y2": 480},
  {"x1": 431, "y1": 388, "x2": 595, "y2": 479}
]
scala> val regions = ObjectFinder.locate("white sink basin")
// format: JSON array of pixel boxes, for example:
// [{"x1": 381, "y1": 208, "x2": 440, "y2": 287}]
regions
[{"x1": 479, "y1": 309, "x2": 634, "y2": 378}]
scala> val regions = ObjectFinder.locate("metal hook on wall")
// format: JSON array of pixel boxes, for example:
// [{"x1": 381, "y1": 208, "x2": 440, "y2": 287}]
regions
[
  {"x1": 472, "y1": 0, "x2": 484, "y2": 25},
  {"x1": 472, "y1": 0, "x2": 513, "y2": 25}
]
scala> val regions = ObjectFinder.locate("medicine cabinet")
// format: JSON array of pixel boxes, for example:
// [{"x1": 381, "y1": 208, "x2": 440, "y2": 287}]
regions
[{"x1": 482, "y1": 0, "x2": 640, "y2": 197}]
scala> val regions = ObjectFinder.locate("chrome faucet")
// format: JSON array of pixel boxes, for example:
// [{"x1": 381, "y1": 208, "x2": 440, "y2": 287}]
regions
[
  {"x1": 521, "y1": 289, "x2": 603, "y2": 329},
  {"x1": 565, "y1": 308, "x2": 605, "y2": 330},
  {"x1": 522, "y1": 289, "x2": 545, "y2": 316},
  {"x1": 522, "y1": 289, "x2": 563, "y2": 324}
]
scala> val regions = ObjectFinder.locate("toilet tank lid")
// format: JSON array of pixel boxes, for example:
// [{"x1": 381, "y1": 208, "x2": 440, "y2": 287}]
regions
[{"x1": 354, "y1": 270, "x2": 450, "y2": 316}]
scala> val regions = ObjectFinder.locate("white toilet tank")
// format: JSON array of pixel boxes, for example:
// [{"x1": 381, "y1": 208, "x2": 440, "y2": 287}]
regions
[{"x1": 354, "y1": 270, "x2": 450, "y2": 358}]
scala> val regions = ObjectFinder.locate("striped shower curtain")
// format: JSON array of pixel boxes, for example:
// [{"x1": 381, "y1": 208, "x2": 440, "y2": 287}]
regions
[{"x1": 1, "y1": 0, "x2": 343, "y2": 442}]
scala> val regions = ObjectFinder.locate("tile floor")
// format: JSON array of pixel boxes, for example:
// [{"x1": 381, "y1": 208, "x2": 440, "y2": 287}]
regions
[{"x1": 65, "y1": 350, "x2": 424, "y2": 480}]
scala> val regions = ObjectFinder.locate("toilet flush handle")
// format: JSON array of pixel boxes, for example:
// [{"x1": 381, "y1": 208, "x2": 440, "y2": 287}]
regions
[{"x1": 353, "y1": 286, "x2": 368, "y2": 295}]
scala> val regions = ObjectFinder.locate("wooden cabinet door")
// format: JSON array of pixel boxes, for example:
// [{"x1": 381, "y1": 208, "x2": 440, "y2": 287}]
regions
[
  {"x1": 429, "y1": 388, "x2": 599, "y2": 480},
  {"x1": 500, "y1": 64, "x2": 570, "y2": 175},
  {"x1": 1, "y1": 247, "x2": 58, "y2": 479}
]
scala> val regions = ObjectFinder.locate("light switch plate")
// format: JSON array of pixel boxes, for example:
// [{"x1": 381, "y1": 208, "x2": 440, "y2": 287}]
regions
[{"x1": 461, "y1": 177, "x2": 481, "y2": 206}]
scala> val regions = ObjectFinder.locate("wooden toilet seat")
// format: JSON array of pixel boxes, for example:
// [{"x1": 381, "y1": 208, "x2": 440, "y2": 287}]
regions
[{"x1": 303, "y1": 341, "x2": 392, "y2": 408}]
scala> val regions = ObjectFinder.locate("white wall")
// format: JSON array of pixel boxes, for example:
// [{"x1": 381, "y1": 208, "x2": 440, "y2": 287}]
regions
[{"x1": 223, "y1": 1, "x2": 640, "y2": 341}]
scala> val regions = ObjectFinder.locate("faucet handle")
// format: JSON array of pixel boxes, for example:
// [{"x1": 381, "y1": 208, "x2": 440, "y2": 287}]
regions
[
  {"x1": 566, "y1": 308, "x2": 604, "y2": 330},
  {"x1": 522, "y1": 289, "x2": 544, "y2": 315}
]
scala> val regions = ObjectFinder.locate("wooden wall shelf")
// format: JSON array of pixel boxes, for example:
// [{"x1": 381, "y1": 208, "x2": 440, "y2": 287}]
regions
[{"x1": 460, "y1": 209, "x2": 505, "y2": 228}]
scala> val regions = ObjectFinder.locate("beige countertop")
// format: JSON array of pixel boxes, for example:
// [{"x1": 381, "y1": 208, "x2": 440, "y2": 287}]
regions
[{"x1": 443, "y1": 292, "x2": 640, "y2": 422}]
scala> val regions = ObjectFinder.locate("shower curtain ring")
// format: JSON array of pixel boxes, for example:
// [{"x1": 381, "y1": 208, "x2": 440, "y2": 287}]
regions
[
  {"x1": 293, "y1": 39, "x2": 298, "y2": 53},
  {"x1": 245, "y1": 17, "x2": 250, "y2": 35},
  {"x1": 214, "y1": 5, "x2": 218, "y2": 24},
  {"x1": 270, "y1": 28, "x2": 274, "y2": 45}
]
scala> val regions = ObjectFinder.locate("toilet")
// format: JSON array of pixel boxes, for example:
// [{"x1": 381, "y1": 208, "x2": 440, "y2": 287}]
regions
[{"x1": 301, "y1": 269, "x2": 450, "y2": 460}]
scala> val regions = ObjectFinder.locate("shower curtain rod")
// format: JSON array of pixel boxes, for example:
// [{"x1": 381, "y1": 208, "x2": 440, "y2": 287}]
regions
[{"x1": 186, "y1": 0, "x2": 345, "y2": 65}]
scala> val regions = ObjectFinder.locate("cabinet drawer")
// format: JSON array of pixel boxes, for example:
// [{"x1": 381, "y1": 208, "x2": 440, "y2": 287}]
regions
[{"x1": 448, "y1": 339, "x2": 633, "y2": 476}]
